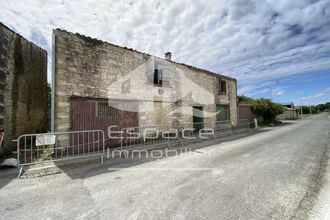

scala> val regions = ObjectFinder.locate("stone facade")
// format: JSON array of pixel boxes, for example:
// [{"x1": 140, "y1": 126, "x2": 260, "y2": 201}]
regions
[
  {"x1": 276, "y1": 102, "x2": 298, "y2": 120},
  {"x1": 53, "y1": 29, "x2": 237, "y2": 137},
  {"x1": 0, "y1": 22, "x2": 48, "y2": 154}
]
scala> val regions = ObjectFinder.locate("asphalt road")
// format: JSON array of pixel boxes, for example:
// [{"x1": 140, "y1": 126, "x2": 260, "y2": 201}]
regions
[{"x1": 0, "y1": 113, "x2": 329, "y2": 220}]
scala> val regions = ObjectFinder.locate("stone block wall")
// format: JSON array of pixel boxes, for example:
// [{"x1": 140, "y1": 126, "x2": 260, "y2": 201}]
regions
[
  {"x1": 175, "y1": 63, "x2": 238, "y2": 128},
  {"x1": 54, "y1": 29, "x2": 237, "y2": 135},
  {"x1": 0, "y1": 22, "x2": 48, "y2": 154},
  {"x1": 53, "y1": 29, "x2": 151, "y2": 132}
]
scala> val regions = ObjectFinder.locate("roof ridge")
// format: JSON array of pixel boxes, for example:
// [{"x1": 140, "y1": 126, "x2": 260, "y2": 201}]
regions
[{"x1": 1, "y1": 21, "x2": 47, "y2": 53}]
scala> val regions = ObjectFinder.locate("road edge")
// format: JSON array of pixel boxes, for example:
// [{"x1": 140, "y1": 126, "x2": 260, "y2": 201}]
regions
[{"x1": 309, "y1": 129, "x2": 330, "y2": 220}]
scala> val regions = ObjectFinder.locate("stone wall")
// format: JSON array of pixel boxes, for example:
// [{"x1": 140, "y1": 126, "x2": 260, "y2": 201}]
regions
[
  {"x1": 54, "y1": 29, "x2": 237, "y2": 135},
  {"x1": 0, "y1": 22, "x2": 48, "y2": 154},
  {"x1": 171, "y1": 63, "x2": 238, "y2": 128}
]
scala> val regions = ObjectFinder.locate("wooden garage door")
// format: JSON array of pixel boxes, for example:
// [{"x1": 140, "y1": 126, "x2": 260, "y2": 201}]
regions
[{"x1": 70, "y1": 99, "x2": 139, "y2": 148}]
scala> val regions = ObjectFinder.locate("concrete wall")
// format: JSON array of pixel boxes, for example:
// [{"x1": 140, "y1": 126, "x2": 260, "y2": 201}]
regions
[
  {"x1": 0, "y1": 22, "x2": 48, "y2": 154},
  {"x1": 53, "y1": 29, "x2": 237, "y2": 134}
]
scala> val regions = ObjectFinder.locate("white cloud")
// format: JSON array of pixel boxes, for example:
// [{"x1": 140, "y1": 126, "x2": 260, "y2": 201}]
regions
[
  {"x1": 261, "y1": 88, "x2": 271, "y2": 94},
  {"x1": 0, "y1": 0, "x2": 329, "y2": 86},
  {"x1": 302, "y1": 87, "x2": 330, "y2": 100},
  {"x1": 273, "y1": 88, "x2": 284, "y2": 96}
]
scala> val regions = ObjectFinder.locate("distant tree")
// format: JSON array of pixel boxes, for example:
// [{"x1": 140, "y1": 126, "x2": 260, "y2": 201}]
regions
[
  {"x1": 238, "y1": 95, "x2": 253, "y2": 103},
  {"x1": 317, "y1": 104, "x2": 326, "y2": 111},
  {"x1": 317, "y1": 103, "x2": 330, "y2": 112},
  {"x1": 302, "y1": 106, "x2": 310, "y2": 114},
  {"x1": 248, "y1": 98, "x2": 284, "y2": 122},
  {"x1": 311, "y1": 106, "x2": 318, "y2": 114},
  {"x1": 301, "y1": 105, "x2": 319, "y2": 114},
  {"x1": 238, "y1": 96, "x2": 284, "y2": 121}
]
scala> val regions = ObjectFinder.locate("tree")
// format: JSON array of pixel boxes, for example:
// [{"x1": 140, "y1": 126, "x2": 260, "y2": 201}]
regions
[
  {"x1": 249, "y1": 98, "x2": 284, "y2": 122},
  {"x1": 317, "y1": 104, "x2": 326, "y2": 111},
  {"x1": 301, "y1": 105, "x2": 319, "y2": 114},
  {"x1": 238, "y1": 96, "x2": 284, "y2": 121},
  {"x1": 317, "y1": 102, "x2": 330, "y2": 112},
  {"x1": 238, "y1": 95, "x2": 253, "y2": 103}
]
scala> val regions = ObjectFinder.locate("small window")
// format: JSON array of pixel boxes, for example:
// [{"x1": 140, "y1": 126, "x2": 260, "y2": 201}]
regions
[
  {"x1": 153, "y1": 67, "x2": 163, "y2": 86},
  {"x1": 219, "y1": 79, "x2": 227, "y2": 94},
  {"x1": 97, "y1": 102, "x2": 118, "y2": 117}
]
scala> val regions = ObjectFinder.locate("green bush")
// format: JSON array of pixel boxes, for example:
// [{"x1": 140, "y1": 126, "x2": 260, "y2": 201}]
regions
[
  {"x1": 249, "y1": 99, "x2": 284, "y2": 122},
  {"x1": 37, "y1": 147, "x2": 52, "y2": 161},
  {"x1": 301, "y1": 106, "x2": 318, "y2": 114},
  {"x1": 238, "y1": 96, "x2": 284, "y2": 122},
  {"x1": 317, "y1": 103, "x2": 330, "y2": 112}
]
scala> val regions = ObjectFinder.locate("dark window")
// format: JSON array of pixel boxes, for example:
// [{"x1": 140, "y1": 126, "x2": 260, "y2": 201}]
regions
[
  {"x1": 219, "y1": 79, "x2": 227, "y2": 94},
  {"x1": 193, "y1": 106, "x2": 204, "y2": 131},
  {"x1": 216, "y1": 105, "x2": 230, "y2": 121},
  {"x1": 154, "y1": 68, "x2": 163, "y2": 86},
  {"x1": 97, "y1": 102, "x2": 118, "y2": 117}
]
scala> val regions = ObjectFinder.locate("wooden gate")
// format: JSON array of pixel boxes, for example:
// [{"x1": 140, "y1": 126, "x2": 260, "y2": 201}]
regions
[{"x1": 70, "y1": 98, "x2": 139, "y2": 148}]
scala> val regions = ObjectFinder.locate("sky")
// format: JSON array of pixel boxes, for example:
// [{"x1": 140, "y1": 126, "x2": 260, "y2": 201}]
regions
[{"x1": 0, "y1": 0, "x2": 330, "y2": 105}]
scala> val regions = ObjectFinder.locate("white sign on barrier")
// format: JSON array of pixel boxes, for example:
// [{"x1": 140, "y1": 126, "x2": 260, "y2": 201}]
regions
[{"x1": 36, "y1": 134, "x2": 56, "y2": 146}]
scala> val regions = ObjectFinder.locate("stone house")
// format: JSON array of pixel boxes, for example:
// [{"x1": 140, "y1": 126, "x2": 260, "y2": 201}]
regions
[
  {"x1": 52, "y1": 29, "x2": 237, "y2": 147},
  {"x1": 276, "y1": 102, "x2": 298, "y2": 120},
  {"x1": 0, "y1": 22, "x2": 48, "y2": 154}
]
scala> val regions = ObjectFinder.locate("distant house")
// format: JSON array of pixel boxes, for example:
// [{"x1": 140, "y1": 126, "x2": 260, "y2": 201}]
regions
[
  {"x1": 280, "y1": 102, "x2": 295, "y2": 109},
  {"x1": 276, "y1": 102, "x2": 297, "y2": 120}
]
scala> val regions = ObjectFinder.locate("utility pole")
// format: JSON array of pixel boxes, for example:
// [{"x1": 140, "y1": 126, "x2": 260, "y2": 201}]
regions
[
  {"x1": 270, "y1": 86, "x2": 273, "y2": 101},
  {"x1": 270, "y1": 81, "x2": 279, "y2": 101},
  {"x1": 309, "y1": 98, "x2": 312, "y2": 115},
  {"x1": 300, "y1": 97, "x2": 303, "y2": 115}
]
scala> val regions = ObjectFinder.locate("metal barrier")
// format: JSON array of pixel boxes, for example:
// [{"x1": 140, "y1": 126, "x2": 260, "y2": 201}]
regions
[{"x1": 15, "y1": 130, "x2": 105, "y2": 177}]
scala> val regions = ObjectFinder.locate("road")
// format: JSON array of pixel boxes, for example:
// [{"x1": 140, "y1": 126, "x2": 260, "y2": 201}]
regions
[{"x1": 0, "y1": 113, "x2": 329, "y2": 219}]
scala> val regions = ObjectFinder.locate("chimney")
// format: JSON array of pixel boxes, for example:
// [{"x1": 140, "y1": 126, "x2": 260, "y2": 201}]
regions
[{"x1": 165, "y1": 52, "x2": 172, "y2": 61}]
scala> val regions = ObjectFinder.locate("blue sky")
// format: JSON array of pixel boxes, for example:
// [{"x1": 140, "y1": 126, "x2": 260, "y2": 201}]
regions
[
  {"x1": 0, "y1": 0, "x2": 329, "y2": 105},
  {"x1": 244, "y1": 71, "x2": 330, "y2": 105}
]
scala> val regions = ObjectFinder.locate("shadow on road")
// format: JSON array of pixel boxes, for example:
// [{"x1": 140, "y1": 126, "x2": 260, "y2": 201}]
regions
[
  {"x1": 53, "y1": 128, "x2": 270, "y2": 180},
  {"x1": 0, "y1": 166, "x2": 18, "y2": 189},
  {"x1": 0, "y1": 128, "x2": 272, "y2": 187}
]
